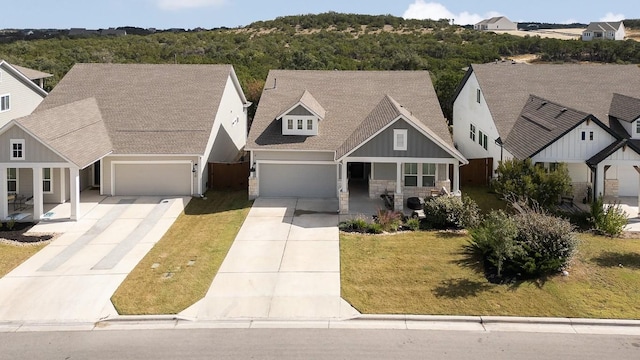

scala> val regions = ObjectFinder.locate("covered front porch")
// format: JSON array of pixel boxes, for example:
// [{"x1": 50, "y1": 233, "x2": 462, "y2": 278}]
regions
[{"x1": 338, "y1": 158, "x2": 462, "y2": 215}]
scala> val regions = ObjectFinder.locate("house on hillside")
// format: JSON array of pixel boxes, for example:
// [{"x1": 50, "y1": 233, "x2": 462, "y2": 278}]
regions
[
  {"x1": 582, "y1": 21, "x2": 625, "y2": 41},
  {"x1": 0, "y1": 60, "x2": 50, "y2": 128},
  {"x1": 451, "y1": 62, "x2": 640, "y2": 203},
  {"x1": 247, "y1": 70, "x2": 467, "y2": 214},
  {"x1": 0, "y1": 63, "x2": 249, "y2": 221},
  {"x1": 474, "y1": 16, "x2": 517, "y2": 31}
]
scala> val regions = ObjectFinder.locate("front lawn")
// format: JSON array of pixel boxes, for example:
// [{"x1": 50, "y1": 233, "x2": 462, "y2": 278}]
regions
[
  {"x1": 340, "y1": 231, "x2": 640, "y2": 319},
  {"x1": 0, "y1": 242, "x2": 47, "y2": 277},
  {"x1": 111, "y1": 190, "x2": 252, "y2": 315}
]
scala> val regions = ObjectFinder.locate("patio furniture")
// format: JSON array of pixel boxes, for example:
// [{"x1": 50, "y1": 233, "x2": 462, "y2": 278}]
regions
[{"x1": 380, "y1": 191, "x2": 394, "y2": 210}]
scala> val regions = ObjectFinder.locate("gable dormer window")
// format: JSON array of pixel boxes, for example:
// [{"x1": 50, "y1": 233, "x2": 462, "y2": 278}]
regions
[
  {"x1": 287, "y1": 119, "x2": 293, "y2": 130},
  {"x1": 635, "y1": 121, "x2": 640, "y2": 135},
  {"x1": 10, "y1": 139, "x2": 25, "y2": 160},
  {"x1": 279, "y1": 90, "x2": 324, "y2": 136}
]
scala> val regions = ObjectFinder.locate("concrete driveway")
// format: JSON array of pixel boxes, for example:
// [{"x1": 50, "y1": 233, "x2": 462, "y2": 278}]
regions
[
  {"x1": 0, "y1": 193, "x2": 188, "y2": 323},
  {"x1": 184, "y1": 197, "x2": 360, "y2": 320}
]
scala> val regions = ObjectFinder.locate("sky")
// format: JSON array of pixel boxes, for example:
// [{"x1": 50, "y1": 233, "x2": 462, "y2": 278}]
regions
[{"x1": 3, "y1": 0, "x2": 635, "y2": 29}]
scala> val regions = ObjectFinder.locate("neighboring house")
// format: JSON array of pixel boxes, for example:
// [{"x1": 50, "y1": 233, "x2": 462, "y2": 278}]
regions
[
  {"x1": 582, "y1": 21, "x2": 625, "y2": 41},
  {"x1": 451, "y1": 62, "x2": 640, "y2": 201},
  {"x1": 0, "y1": 63, "x2": 249, "y2": 221},
  {"x1": 246, "y1": 70, "x2": 467, "y2": 214},
  {"x1": 0, "y1": 60, "x2": 50, "y2": 128},
  {"x1": 474, "y1": 16, "x2": 517, "y2": 31}
]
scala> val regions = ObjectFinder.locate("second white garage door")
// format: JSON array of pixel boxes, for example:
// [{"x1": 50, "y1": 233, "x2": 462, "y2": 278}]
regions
[
  {"x1": 113, "y1": 162, "x2": 192, "y2": 196},
  {"x1": 259, "y1": 163, "x2": 337, "y2": 198}
]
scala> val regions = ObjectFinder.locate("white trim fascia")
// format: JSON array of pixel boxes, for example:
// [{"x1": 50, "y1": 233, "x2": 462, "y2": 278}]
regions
[
  {"x1": 9, "y1": 139, "x2": 25, "y2": 160},
  {"x1": 249, "y1": 148, "x2": 334, "y2": 153},
  {"x1": 0, "y1": 162, "x2": 72, "y2": 168},
  {"x1": 228, "y1": 67, "x2": 249, "y2": 104},
  {"x1": 110, "y1": 160, "x2": 194, "y2": 196},
  {"x1": 106, "y1": 153, "x2": 202, "y2": 157},
  {"x1": 256, "y1": 160, "x2": 337, "y2": 165},
  {"x1": 81, "y1": 151, "x2": 113, "y2": 170},
  {"x1": 336, "y1": 115, "x2": 468, "y2": 164},
  {"x1": 277, "y1": 102, "x2": 323, "y2": 121},
  {"x1": 344, "y1": 156, "x2": 461, "y2": 165},
  {"x1": 0, "y1": 61, "x2": 48, "y2": 97},
  {"x1": 99, "y1": 159, "x2": 104, "y2": 196}
]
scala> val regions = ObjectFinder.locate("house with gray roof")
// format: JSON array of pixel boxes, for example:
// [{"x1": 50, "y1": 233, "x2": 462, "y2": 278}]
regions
[
  {"x1": 582, "y1": 21, "x2": 625, "y2": 41},
  {"x1": 247, "y1": 70, "x2": 467, "y2": 214},
  {"x1": 0, "y1": 60, "x2": 50, "y2": 128},
  {"x1": 0, "y1": 63, "x2": 249, "y2": 221},
  {"x1": 474, "y1": 16, "x2": 517, "y2": 31},
  {"x1": 452, "y1": 62, "x2": 640, "y2": 203}
]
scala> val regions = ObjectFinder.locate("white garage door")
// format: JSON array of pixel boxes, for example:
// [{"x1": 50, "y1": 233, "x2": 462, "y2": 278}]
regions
[
  {"x1": 615, "y1": 165, "x2": 638, "y2": 197},
  {"x1": 260, "y1": 163, "x2": 337, "y2": 198},
  {"x1": 114, "y1": 163, "x2": 192, "y2": 196}
]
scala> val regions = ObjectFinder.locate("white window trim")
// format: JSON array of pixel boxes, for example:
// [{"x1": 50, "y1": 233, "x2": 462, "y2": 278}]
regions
[
  {"x1": 469, "y1": 123, "x2": 476, "y2": 141},
  {"x1": 10, "y1": 139, "x2": 25, "y2": 160},
  {"x1": 43, "y1": 168, "x2": 53, "y2": 194},
  {"x1": 0, "y1": 93, "x2": 10, "y2": 112},
  {"x1": 282, "y1": 115, "x2": 318, "y2": 136},
  {"x1": 403, "y1": 163, "x2": 438, "y2": 188},
  {"x1": 7, "y1": 168, "x2": 18, "y2": 194},
  {"x1": 394, "y1": 129, "x2": 408, "y2": 151},
  {"x1": 287, "y1": 119, "x2": 293, "y2": 130}
]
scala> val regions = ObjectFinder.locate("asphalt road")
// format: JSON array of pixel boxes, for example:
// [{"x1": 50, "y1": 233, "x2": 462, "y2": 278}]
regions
[{"x1": 1, "y1": 329, "x2": 639, "y2": 359}]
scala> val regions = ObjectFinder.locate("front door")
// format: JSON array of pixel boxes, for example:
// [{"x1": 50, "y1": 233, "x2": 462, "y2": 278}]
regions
[{"x1": 92, "y1": 162, "x2": 101, "y2": 187}]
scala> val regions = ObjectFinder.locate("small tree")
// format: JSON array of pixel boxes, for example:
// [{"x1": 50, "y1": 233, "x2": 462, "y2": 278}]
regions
[
  {"x1": 469, "y1": 210, "x2": 519, "y2": 277},
  {"x1": 590, "y1": 195, "x2": 628, "y2": 237},
  {"x1": 493, "y1": 158, "x2": 571, "y2": 209}
]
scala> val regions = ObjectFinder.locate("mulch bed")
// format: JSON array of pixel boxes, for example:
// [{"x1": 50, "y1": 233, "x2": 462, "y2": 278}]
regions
[{"x1": 0, "y1": 222, "x2": 58, "y2": 246}]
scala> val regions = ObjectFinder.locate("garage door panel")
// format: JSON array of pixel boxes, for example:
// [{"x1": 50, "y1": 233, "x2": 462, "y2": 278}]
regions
[
  {"x1": 614, "y1": 165, "x2": 638, "y2": 197},
  {"x1": 114, "y1": 163, "x2": 192, "y2": 196},
  {"x1": 260, "y1": 164, "x2": 336, "y2": 198}
]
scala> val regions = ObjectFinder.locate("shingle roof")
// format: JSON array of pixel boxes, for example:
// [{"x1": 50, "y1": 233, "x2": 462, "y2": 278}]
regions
[
  {"x1": 586, "y1": 138, "x2": 640, "y2": 166},
  {"x1": 11, "y1": 64, "x2": 52, "y2": 80},
  {"x1": 36, "y1": 63, "x2": 239, "y2": 155},
  {"x1": 586, "y1": 21, "x2": 623, "y2": 32},
  {"x1": 504, "y1": 95, "x2": 593, "y2": 159},
  {"x1": 279, "y1": 90, "x2": 326, "y2": 120},
  {"x1": 476, "y1": 16, "x2": 511, "y2": 26},
  {"x1": 247, "y1": 70, "x2": 452, "y2": 157},
  {"x1": 609, "y1": 93, "x2": 640, "y2": 123},
  {"x1": 0, "y1": 60, "x2": 48, "y2": 97},
  {"x1": 15, "y1": 98, "x2": 112, "y2": 168},
  {"x1": 468, "y1": 63, "x2": 640, "y2": 140}
]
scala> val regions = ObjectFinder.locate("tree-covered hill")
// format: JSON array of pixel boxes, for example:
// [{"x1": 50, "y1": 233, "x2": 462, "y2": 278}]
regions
[{"x1": 1, "y1": 13, "x2": 639, "y2": 120}]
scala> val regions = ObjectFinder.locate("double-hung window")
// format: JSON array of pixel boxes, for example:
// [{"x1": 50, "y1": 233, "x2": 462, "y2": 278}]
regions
[
  {"x1": 404, "y1": 163, "x2": 437, "y2": 187},
  {"x1": 43, "y1": 168, "x2": 52, "y2": 193},
  {"x1": 7, "y1": 168, "x2": 17, "y2": 193},
  {"x1": 403, "y1": 163, "x2": 418, "y2": 187},
  {"x1": 287, "y1": 119, "x2": 293, "y2": 130},
  {"x1": 0, "y1": 94, "x2": 9, "y2": 112},
  {"x1": 469, "y1": 124, "x2": 476, "y2": 141},
  {"x1": 394, "y1": 129, "x2": 408, "y2": 151},
  {"x1": 422, "y1": 164, "x2": 436, "y2": 187},
  {"x1": 307, "y1": 119, "x2": 313, "y2": 131},
  {"x1": 297, "y1": 119, "x2": 303, "y2": 130}
]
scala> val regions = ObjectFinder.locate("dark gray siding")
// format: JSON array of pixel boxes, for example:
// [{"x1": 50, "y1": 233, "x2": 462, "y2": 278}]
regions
[
  {"x1": 349, "y1": 119, "x2": 453, "y2": 158},
  {"x1": 287, "y1": 105, "x2": 313, "y2": 116},
  {"x1": 0, "y1": 125, "x2": 66, "y2": 163}
]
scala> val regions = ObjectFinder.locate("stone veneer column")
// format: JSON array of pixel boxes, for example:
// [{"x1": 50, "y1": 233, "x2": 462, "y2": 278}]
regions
[
  {"x1": 393, "y1": 193, "x2": 404, "y2": 212},
  {"x1": 248, "y1": 176, "x2": 258, "y2": 200},
  {"x1": 339, "y1": 191, "x2": 349, "y2": 214}
]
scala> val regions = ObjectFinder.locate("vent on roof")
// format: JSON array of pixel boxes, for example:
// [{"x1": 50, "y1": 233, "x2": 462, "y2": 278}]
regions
[
  {"x1": 522, "y1": 112, "x2": 557, "y2": 131},
  {"x1": 560, "y1": 108, "x2": 567, "y2": 112}
]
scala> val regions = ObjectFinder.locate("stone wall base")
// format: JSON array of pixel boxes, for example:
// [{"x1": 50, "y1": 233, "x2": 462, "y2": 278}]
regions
[
  {"x1": 248, "y1": 176, "x2": 258, "y2": 200},
  {"x1": 339, "y1": 191, "x2": 349, "y2": 215}
]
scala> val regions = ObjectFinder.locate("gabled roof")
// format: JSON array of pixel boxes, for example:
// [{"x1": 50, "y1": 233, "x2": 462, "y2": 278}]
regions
[
  {"x1": 476, "y1": 16, "x2": 512, "y2": 25},
  {"x1": 36, "y1": 63, "x2": 247, "y2": 155},
  {"x1": 586, "y1": 138, "x2": 640, "y2": 167},
  {"x1": 0, "y1": 60, "x2": 48, "y2": 97},
  {"x1": 12, "y1": 98, "x2": 112, "y2": 168},
  {"x1": 609, "y1": 93, "x2": 640, "y2": 123},
  {"x1": 277, "y1": 90, "x2": 326, "y2": 120},
  {"x1": 457, "y1": 63, "x2": 640, "y2": 140},
  {"x1": 336, "y1": 95, "x2": 465, "y2": 162},
  {"x1": 503, "y1": 95, "x2": 609, "y2": 159},
  {"x1": 10, "y1": 64, "x2": 52, "y2": 80},
  {"x1": 586, "y1": 21, "x2": 624, "y2": 32},
  {"x1": 248, "y1": 70, "x2": 452, "y2": 155}
]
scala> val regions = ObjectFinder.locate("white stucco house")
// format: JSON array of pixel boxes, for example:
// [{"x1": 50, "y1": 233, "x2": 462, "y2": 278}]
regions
[
  {"x1": 451, "y1": 62, "x2": 640, "y2": 202},
  {"x1": 474, "y1": 16, "x2": 517, "y2": 31},
  {"x1": 0, "y1": 63, "x2": 249, "y2": 221},
  {"x1": 582, "y1": 21, "x2": 625, "y2": 41},
  {"x1": 246, "y1": 70, "x2": 467, "y2": 214},
  {"x1": 0, "y1": 60, "x2": 51, "y2": 128}
]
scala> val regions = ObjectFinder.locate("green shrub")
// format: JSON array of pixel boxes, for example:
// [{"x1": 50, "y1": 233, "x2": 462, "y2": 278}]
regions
[
  {"x1": 5, "y1": 219, "x2": 15, "y2": 231},
  {"x1": 367, "y1": 223, "x2": 383, "y2": 234},
  {"x1": 510, "y1": 210, "x2": 578, "y2": 277},
  {"x1": 404, "y1": 217, "x2": 420, "y2": 231},
  {"x1": 469, "y1": 210, "x2": 519, "y2": 277},
  {"x1": 424, "y1": 195, "x2": 481, "y2": 229},
  {"x1": 492, "y1": 159, "x2": 571, "y2": 209},
  {"x1": 375, "y1": 209, "x2": 403, "y2": 232},
  {"x1": 590, "y1": 196, "x2": 627, "y2": 237},
  {"x1": 339, "y1": 216, "x2": 370, "y2": 233}
]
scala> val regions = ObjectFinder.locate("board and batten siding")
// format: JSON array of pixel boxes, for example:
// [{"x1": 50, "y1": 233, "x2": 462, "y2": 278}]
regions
[
  {"x1": 530, "y1": 123, "x2": 617, "y2": 163},
  {"x1": 0, "y1": 67, "x2": 45, "y2": 128},
  {"x1": 349, "y1": 119, "x2": 452, "y2": 159},
  {"x1": 0, "y1": 125, "x2": 66, "y2": 163}
]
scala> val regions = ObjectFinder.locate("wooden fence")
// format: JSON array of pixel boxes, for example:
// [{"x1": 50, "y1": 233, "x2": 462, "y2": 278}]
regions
[
  {"x1": 460, "y1": 158, "x2": 493, "y2": 186},
  {"x1": 208, "y1": 161, "x2": 250, "y2": 190}
]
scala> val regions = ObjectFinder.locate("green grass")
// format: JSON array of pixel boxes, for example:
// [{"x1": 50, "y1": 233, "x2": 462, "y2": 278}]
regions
[
  {"x1": 340, "y1": 231, "x2": 640, "y2": 319},
  {"x1": 0, "y1": 242, "x2": 46, "y2": 277},
  {"x1": 461, "y1": 185, "x2": 507, "y2": 214},
  {"x1": 111, "y1": 190, "x2": 252, "y2": 315}
]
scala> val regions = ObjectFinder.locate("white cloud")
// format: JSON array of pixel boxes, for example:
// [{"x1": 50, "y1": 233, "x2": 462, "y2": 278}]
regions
[
  {"x1": 599, "y1": 12, "x2": 625, "y2": 22},
  {"x1": 157, "y1": 0, "x2": 225, "y2": 11},
  {"x1": 402, "y1": 1, "x2": 501, "y2": 25},
  {"x1": 562, "y1": 18, "x2": 579, "y2": 24}
]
